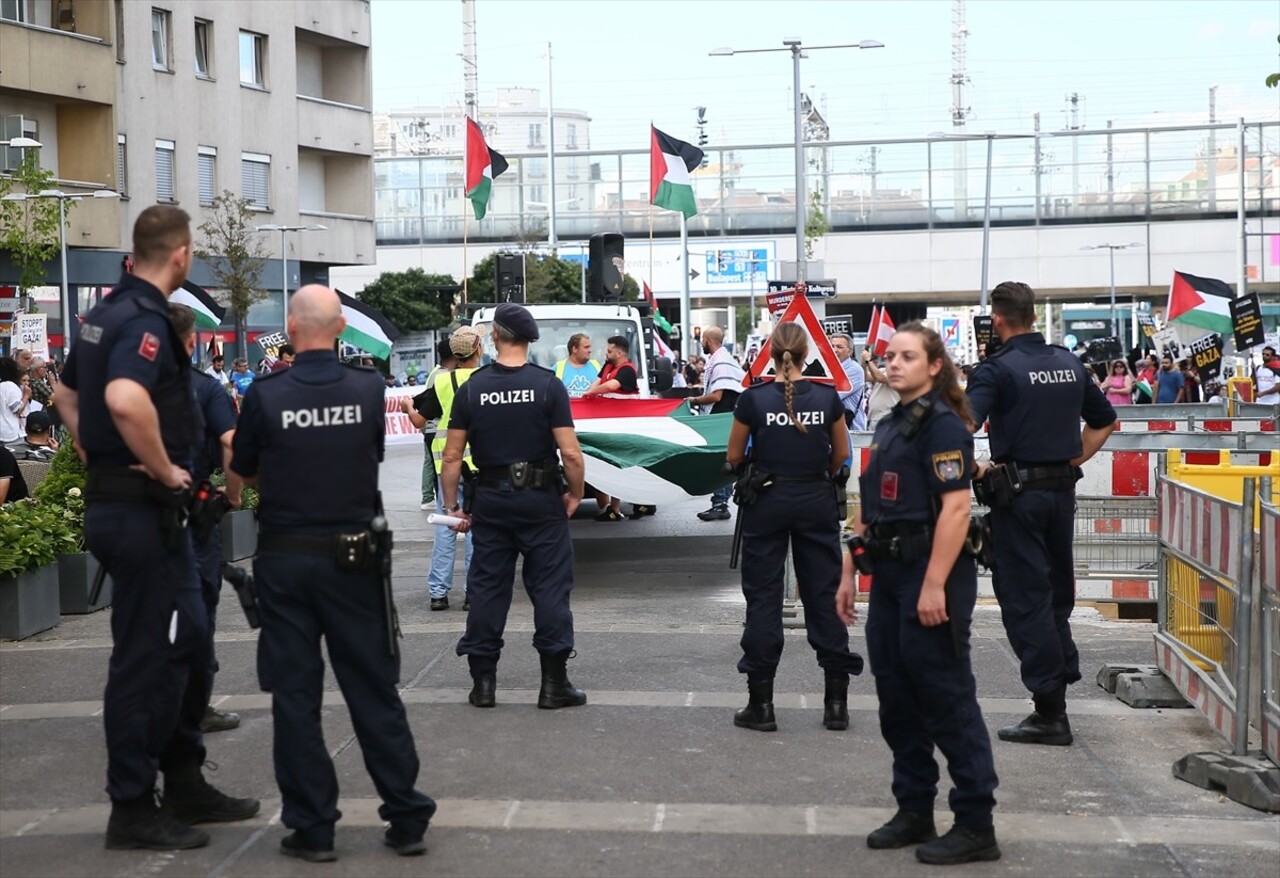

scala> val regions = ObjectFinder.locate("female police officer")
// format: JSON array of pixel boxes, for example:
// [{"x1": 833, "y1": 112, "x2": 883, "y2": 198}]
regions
[
  {"x1": 836, "y1": 322, "x2": 1000, "y2": 866},
  {"x1": 726, "y1": 322, "x2": 863, "y2": 733}
]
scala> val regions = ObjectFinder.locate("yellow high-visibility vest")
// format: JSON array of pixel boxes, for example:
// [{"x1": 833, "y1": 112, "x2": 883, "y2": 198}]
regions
[{"x1": 429, "y1": 367, "x2": 477, "y2": 474}]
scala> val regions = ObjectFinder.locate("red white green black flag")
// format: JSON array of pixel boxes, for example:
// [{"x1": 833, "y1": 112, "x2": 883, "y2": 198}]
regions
[{"x1": 465, "y1": 118, "x2": 509, "y2": 220}]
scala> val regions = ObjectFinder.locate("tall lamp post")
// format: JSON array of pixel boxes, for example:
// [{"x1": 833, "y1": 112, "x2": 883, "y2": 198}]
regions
[
  {"x1": 2, "y1": 182, "x2": 120, "y2": 356},
  {"x1": 710, "y1": 39, "x2": 883, "y2": 284},
  {"x1": 1081, "y1": 241, "x2": 1143, "y2": 339},
  {"x1": 254, "y1": 224, "x2": 327, "y2": 333}
]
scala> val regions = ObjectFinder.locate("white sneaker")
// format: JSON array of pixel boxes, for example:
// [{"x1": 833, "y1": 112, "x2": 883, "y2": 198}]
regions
[{"x1": 420, "y1": 503, "x2": 432, "y2": 511}]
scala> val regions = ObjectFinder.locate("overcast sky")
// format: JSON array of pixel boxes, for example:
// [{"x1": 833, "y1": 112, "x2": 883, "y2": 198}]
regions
[{"x1": 370, "y1": 0, "x2": 1280, "y2": 150}]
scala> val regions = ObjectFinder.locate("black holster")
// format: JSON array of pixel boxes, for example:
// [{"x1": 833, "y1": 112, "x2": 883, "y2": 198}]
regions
[
  {"x1": 834, "y1": 465, "x2": 850, "y2": 521},
  {"x1": 461, "y1": 462, "x2": 477, "y2": 513},
  {"x1": 975, "y1": 463, "x2": 1020, "y2": 509},
  {"x1": 86, "y1": 468, "x2": 191, "y2": 552},
  {"x1": 846, "y1": 533, "x2": 875, "y2": 574}
]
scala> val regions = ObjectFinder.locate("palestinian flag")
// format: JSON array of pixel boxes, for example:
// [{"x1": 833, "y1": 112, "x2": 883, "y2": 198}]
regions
[
  {"x1": 465, "y1": 117, "x2": 508, "y2": 220},
  {"x1": 1167, "y1": 271, "x2": 1234, "y2": 337},
  {"x1": 572, "y1": 398, "x2": 733, "y2": 504},
  {"x1": 336, "y1": 289, "x2": 400, "y2": 360},
  {"x1": 170, "y1": 281, "x2": 225, "y2": 329},
  {"x1": 643, "y1": 281, "x2": 675, "y2": 337},
  {"x1": 649, "y1": 126, "x2": 703, "y2": 219}
]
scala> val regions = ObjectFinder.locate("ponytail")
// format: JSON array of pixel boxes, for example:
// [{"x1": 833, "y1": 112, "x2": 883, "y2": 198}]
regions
[
  {"x1": 896, "y1": 321, "x2": 975, "y2": 431},
  {"x1": 771, "y1": 323, "x2": 809, "y2": 434}
]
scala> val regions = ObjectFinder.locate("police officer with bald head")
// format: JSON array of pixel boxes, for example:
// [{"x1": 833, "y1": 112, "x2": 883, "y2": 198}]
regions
[
  {"x1": 442, "y1": 303, "x2": 588, "y2": 710},
  {"x1": 231, "y1": 284, "x2": 436, "y2": 862}
]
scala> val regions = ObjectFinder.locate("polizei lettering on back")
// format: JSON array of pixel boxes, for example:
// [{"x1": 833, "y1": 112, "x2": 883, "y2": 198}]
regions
[
  {"x1": 281, "y1": 405, "x2": 363, "y2": 429},
  {"x1": 1027, "y1": 369, "x2": 1078, "y2": 385},
  {"x1": 480, "y1": 390, "x2": 536, "y2": 405},
  {"x1": 765, "y1": 410, "x2": 827, "y2": 427}
]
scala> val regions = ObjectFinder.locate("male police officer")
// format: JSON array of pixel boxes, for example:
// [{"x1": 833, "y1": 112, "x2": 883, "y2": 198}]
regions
[
  {"x1": 231, "y1": 285, "x2": 436, "y2": 861},
  {"x1": 442, "y1": 302, "x2": 587, "y2": 709},
  {"x1": 967, "y1": 281, "x2": 1117, "y2": 746},
  {"x1": 58, "y1": 205, "x2": 258, "y2": 851},
  {"x1": 169, "y1": 303, "x2": 243, "y2": 734}
]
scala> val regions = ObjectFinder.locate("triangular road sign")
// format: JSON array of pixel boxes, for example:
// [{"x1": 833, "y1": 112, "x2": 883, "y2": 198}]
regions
[{"x1": 742, "y1": 289, "x2": 852, "y2": 391}]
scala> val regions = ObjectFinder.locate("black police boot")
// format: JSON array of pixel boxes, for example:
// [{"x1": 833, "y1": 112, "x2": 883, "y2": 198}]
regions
[
  {"x1": 280, "y1": 830, "x2": 337, "y2": 863},
  {"x1": 161, "y1": 763, "x2": 261, "y2": 825},
  {"x1": 997, "y1": 686, "x2": 1072, "y2": 746},
  {"x1": 866, "y1": 809, "x2": 937, "y2": 850},
  {"x1": 200, "y1": 704, "x2": 240, "y2": 733},
  {"x1": 733, "y1": 679, "x2": 777, "y2": 732},
  {"x1": 822, "y1": 675, "x2": 849, "y2": 731},
  {"x1": 538, "y1": 651, "x2": 588, "y2": 709},
  {"x1": 105, "y1": 793, "x2": 211, "y2": 851},
  {"x1": 384, "y1": 822, "x2": 428, "y2": 856},
  {"x1": 915, "y1": 825, "x2": 1001, "y2": 865},
  {"x1": 469, "y1": 674, "x2": 496, "y2": 708}
]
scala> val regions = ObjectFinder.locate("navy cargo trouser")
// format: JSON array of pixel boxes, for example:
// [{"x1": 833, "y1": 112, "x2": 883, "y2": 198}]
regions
[
  {"x1": 989, "y1": 488, "x2": 1082, "y2": 695},
  {"x1": 737, "y1": 481, "x2": 864, "y2": 681},
  {"x1": 456, "y1": 484, "x2": 575, "y2": 675},
  {"x1": 865, "y1": 552, "x2": 998, "y2": 829}
]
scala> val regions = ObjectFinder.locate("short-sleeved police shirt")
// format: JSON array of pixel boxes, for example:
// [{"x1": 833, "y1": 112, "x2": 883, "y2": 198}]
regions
[
  {"x1": 858, "y1": 398, "x2": 974, "y2": 526},
  {"x1": 193, "y1": 373, "x2": 238, "y2": 479},
  {"x1": 449, "y1": 363, "x2": 573, "y2": 467},
  {"x1": 734, "y1": 380, "x2": 844, "y2": 477}
]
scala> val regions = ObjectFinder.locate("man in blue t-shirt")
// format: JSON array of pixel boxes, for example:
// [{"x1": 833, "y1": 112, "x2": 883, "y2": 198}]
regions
[
  {"x1": 553, "y1": 333, "x2": 601, "y2": 399},
  {"x1": 1153, "y1": 353, "x2": 1185, "y2": 404}
]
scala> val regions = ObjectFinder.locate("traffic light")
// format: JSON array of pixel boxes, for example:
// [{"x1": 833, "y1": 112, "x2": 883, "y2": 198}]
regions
[
  {"x1": 495, "y1": 253, "x2": 525, "y2": 303},
  {"x1": 588, "y1": 233, "x2": 625, "y2": 302}
]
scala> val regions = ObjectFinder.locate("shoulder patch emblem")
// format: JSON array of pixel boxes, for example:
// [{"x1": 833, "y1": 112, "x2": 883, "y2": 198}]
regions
[
  {"x1": 932, "y1": 450, "x2": 964, "y2": 482},
  {"x1": 880, "y1": 471, "x2": 899, "y2": 502},
  {"x1": 138, "y1": 332, "x2": 161, "y2": 362}
]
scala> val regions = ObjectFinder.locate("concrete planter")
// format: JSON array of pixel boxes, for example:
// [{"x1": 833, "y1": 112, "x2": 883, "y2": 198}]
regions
[
  {"x1": 221, "y1": 509, "x2": 257, "y2": 562},
  {"x1": 0, "y1": 564, "x2": 61, "y2": 641},
  {"x1": 58, "y1": 552, "x2": 112, "y2": 614}
]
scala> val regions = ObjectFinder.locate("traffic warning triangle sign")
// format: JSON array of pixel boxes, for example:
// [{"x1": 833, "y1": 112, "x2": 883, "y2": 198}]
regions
[{"x1": 742, "y1": 289, "x2": 852, "y2": 391}]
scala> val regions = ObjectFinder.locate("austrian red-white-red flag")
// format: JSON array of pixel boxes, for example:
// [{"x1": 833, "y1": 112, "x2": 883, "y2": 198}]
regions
[{"x1": 871, "y1": 306, "x2": 896, "y2": 357}]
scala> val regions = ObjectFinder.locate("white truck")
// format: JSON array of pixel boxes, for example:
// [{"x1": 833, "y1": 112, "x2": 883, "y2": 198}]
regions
[{"x1": 469, "y1": 302, "x2": 673, "y2": 397}]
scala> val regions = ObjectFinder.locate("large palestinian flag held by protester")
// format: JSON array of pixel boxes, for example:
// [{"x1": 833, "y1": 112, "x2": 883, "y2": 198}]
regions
[
  {"x1": 465, "y1": 117, "x2": 509, "y2": 220},
  {"x1": 336, "y1": 289, "x2": 400, "y2": 360},
  {"x1": 170, "y1": 281, "x2": 225, "y2": 329},
  {"x1": 1167, "y1": 271, "x2": 1234, "y2": 339},
  {"x1": 572, "y1": 398, "x2": 733, "y2": 504}
]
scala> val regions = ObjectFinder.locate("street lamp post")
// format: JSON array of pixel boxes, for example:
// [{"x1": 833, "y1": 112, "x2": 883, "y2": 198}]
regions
[
  {"x1": 254, "y1": 224, "x2": 327, "y2": 333},
  {"x1": 2, "y1": 184, "x2": 120, "y2": 356},
  {"x1": 710, "y1": 39, "x2": 883, "y2": 284},
  {"x1": 1081, "y1": 242, "x2": 1143, "y2": 339}
]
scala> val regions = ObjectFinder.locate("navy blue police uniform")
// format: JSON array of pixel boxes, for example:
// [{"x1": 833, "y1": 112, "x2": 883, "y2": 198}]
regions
[
  {"x1": 61, "y1": 274, "x2": 210, "y2": 806},
  {"x1": 191, "y1": 372, "x2": 238, "y2": 710},
  {"x1": 451, "y1": 360, "x2": 578, "y2": 677},
  {"x1": 735, "y1": 380, "x2": 864, "y2": 683},
  {"x1": 858, "y1": 392, "x2": 998, "y2": 833},
  {"x1": 231, "y1": 350, "x2": 436, "y2": 851},
  {"x1": 966, "y1": 333, "x2": 1116, "y2": 707}
]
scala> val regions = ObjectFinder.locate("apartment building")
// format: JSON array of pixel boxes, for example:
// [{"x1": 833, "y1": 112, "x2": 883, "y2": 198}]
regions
[{"x1": 0, "y1": 0, "x2": 375, "y2": 345}]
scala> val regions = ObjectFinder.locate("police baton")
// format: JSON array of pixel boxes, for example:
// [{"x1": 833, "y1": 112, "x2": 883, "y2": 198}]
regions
[
  {"x1": 370, "y1": 507, "x2": 401, "y2": 658},
  {"x1": 88, "y1": 560, "x2": 108, "y2": 607}
]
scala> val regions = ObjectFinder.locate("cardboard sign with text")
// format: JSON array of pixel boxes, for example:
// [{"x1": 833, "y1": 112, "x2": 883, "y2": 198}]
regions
[
  {"x1": 1229, "y1": 293, "x2": 1265, "y2": 351},
  {"x1": 13, "y1": 312, "x2": 49, "y2": 360},
  {"x1": 1188, "y1": 332, "x2": 1224, "y2": 383}
]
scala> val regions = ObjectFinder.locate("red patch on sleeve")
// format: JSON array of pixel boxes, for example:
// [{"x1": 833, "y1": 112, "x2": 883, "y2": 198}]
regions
[
  {"x1": 138, "y1": 332, "x2": 161, "y2": 362},
  {"x1": 881, "y1": 472, "x2": 899, "y2": 502}
]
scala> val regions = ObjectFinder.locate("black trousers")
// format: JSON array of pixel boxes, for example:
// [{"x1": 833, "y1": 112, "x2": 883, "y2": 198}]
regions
[
  {"x1": 865, "y1": 553, "x2": 998, "y2": 829},
  {"x1": 193, "y1": 527, "x2": 222, "y2": 677},
  {"x1": 456, "y1": 485, "x2": 575, "y2": 676},
  {"x1": 86, "y1": 502, "x2": 207, "y2": 803},
  {"x1": 255, "y1": 551, "x2": 436, "y2": 841},
  {"x1": 989, "y1": 489, "x2": 1082, "y2": 695},
  {"x1": 737, "y1": 481, "x2": 864, "y2": 681}
]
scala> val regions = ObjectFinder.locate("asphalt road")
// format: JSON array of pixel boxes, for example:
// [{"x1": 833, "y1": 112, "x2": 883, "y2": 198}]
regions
[{"x1": 1, "y1": 444, "x2": 1276, "y2": 877}]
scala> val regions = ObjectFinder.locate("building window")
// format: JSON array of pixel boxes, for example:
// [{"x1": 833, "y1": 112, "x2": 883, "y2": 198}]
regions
[
  {"x1": 194, "y1": 19, "x2": 212, "y2": 77},
  {"x1": 117, "y1": 135, "x2": 127, "y2": 196},
  {"x1": 197, "y1": 146, "x2": 216, "y2": 206},
  {"x1": 114, "y1": 0, "x2": 125, "y2": 62},
  {"x1": 241, "y1": 152, "x2": 270, "y2": 208},
  {"x1": 0, "y1": 0, "x2": 28, "y2": 23},
  {"x1": 151, "y1": 9, "x2": 172, "y2": 71},
  {"x1": 155, "y1": 139, "x2": 176, "y2": 202},
  {"x1": 529, "y1": 123, "x2": 543, "y2": 147},
  {"x1": 566, "y1": 123, "x2": 577, "y2": 148},
  {"x1": 1, "y1": 115, "x2": 37, "y2": 173},
  {"x1": 239, "y1": 30, "x2": 266, "y2": 87}
]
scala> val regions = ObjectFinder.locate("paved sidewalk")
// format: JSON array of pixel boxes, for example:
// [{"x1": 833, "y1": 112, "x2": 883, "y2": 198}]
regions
[{"x1": 0, "y1": 446, "x2": 1276, "y2": 877}]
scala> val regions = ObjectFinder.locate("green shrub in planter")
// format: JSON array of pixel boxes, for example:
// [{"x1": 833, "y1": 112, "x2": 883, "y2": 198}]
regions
[
  {"x1": 0, "y1": 498, "x2": 79, "y2": 578},
  {"x1": 33, "y1": 442, "x2": 87, "y2": 552}
]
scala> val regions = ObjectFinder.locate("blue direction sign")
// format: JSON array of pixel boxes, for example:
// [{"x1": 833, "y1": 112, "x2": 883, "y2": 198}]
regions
[{"x1": 706, "y1": 248, "x2": 770, "y2": 284}]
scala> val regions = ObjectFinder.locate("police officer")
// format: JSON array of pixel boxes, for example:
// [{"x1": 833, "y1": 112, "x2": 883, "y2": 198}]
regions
[
  {"x1": 58, "y1": 205, "x2": 258, "y2": 851},
  {"x1": 726, "y1": 322, "x2": 863, "y2": 732},
  {"x1": 168, "y1": 304, "x2": 244, "y2": 734},
  {"x1": 836, "y1": 322, "x2": 1000, "y2": 866},
  {"x1": 442, "y1": 302, "x2": 587, "y2": 710},
  {"x1": 966, "y1": 281, "x2": 1117, "y2": 745},
  {"x1": 231, "y1": 285, "x2": 436, "y2": 861}
]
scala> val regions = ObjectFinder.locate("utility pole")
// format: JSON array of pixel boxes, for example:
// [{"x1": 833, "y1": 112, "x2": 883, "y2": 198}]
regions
[
  {"x1": 1105, "y1": 119, "x2": 1114, "y2": 213},
  {"x1": 951, "y1": 0, "x2": 970, "y2": 219},
  {"x1": 460, "y1": 0, "x2": 478, "y2": 121},
  {"x1": 1207, "y1": 84, "x2": 1218, "y2": 213},
  {"x1": 1066, "y1": 92, "x2": 1083, "y2": 212}
]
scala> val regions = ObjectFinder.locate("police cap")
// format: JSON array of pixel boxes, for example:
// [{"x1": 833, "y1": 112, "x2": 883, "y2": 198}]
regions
[{"x1": 493, "y1": 302, "x2": 539, "y2": 342}]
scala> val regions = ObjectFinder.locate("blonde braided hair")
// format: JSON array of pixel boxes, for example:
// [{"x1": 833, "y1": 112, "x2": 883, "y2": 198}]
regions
[{"x1": 771, "y1": 322, "x2": 809, "y2": 434}]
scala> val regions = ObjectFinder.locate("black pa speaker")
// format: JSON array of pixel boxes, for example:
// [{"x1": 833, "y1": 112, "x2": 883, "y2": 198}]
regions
[
  {"x1": 495, "y1": 253, "x2": 525, "y2": 303},
  {"x1": 588, "y1": 233, "x2": 625, "y2": 302}
]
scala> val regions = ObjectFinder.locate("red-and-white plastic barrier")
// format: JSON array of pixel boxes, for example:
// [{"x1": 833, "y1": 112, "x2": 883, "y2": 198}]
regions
[
  {"x1": 1258, "y1": 501, "x2": 1280, "y2": 767},
  {"x1": 1114, "y1": 419, "x2": 1275, "y2": 433}
]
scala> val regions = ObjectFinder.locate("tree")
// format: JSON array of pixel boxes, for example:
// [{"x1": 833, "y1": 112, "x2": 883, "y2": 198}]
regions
[
  {"x1": 357, "y1": 268, "x2": 458, "y2": 332},
  {"x1": 804, "y1": 190, "x2": 830, "y2": 260},
  {"x1": 192, "y1": 191, "x2": 268, "y2": 357},
  {"x1": 467, "y1": 250, "x2": 639, "y2": 305},
  {"x1": 0, "y1": 151, "x2": 70, "y2": 300},
  {"x1": 1269, "y1": 36, "x2": 1280, "y2": 88}
]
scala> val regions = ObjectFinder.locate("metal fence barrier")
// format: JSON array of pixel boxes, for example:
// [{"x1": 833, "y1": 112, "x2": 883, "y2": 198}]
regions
[
  {"x1": 1073, "y1": 496, "x2": 1159, "y2": 585},
  {"x1": 1257, "y1": 479, "x2": 1279, "y2": 767}
]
